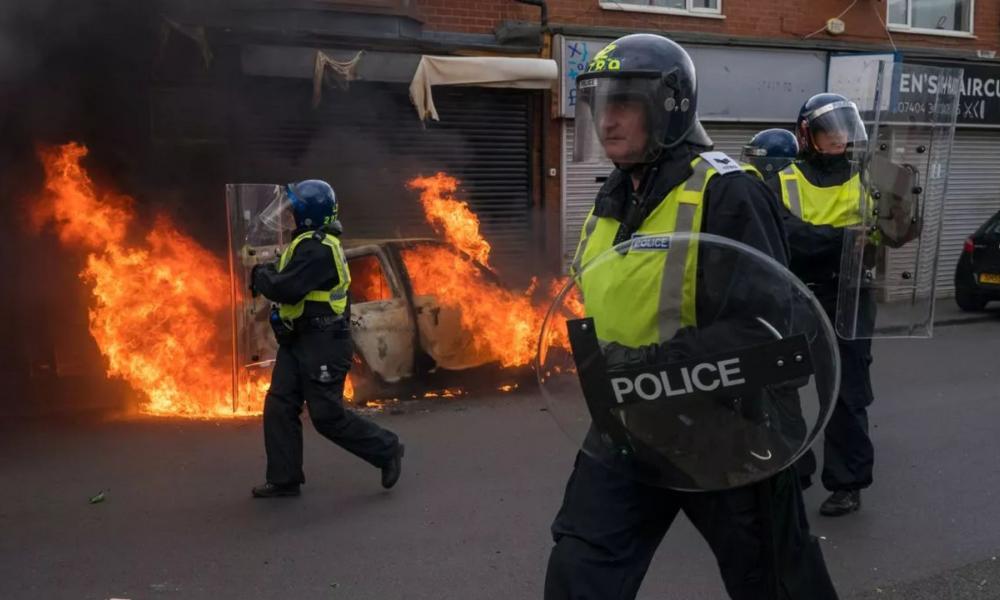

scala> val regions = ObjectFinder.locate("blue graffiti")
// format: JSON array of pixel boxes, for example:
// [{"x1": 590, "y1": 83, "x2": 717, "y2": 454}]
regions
[{"x1": 567, "y1": 43, "x2": 590, "y2": 82}]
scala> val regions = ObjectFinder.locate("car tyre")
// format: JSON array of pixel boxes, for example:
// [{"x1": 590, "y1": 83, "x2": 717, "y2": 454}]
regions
[{"x1": 955, "y1": 286, "x2": 988, "y2": 312}]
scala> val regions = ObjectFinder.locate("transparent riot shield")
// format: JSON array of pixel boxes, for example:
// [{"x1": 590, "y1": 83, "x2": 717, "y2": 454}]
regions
[
  {"x1": 537, "y1": 233, "x2": 840, "y2": 491},
  {"x1": 837, "y1": 62, "x2": 962, "y2": 339},
  {"x1": 226, "y1": 184, "x2": 295, "y2": 413}
]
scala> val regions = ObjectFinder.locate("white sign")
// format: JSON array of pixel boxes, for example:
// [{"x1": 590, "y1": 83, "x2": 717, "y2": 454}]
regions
[{"x1": 827, "y1": 52, "x2": 898, "y2": 112}]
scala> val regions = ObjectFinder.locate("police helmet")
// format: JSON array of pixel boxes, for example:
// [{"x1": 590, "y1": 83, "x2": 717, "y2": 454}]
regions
[
  {"x1": 573, "y1": 34, "x2": 713, "y2": 166},
  {"x1": 796, "y1": 93, "x2": 868, "y2": 158},
  {"x1": 741, "y1": 129, "x2": 799, "y2": 177},
  {"x1": 286, "y1": 179, "x2": 337, "y2": 229}
]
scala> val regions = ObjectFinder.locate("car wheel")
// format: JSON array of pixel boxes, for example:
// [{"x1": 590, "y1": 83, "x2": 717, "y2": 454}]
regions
[{"x1": 955, "y1": 286, "x2": 988, "y2": 312}]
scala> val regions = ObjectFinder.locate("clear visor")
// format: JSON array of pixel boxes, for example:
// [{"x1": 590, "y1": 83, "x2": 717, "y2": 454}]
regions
[
  {"x1": 256, "y1": 187, "x2": 295, "y2": 234},
  {"x1": 807, "y1": 102, "x2": 868, "y2": 154},
  {"x1": 740, "y1": 146, "x2": 768, "y2": 160},
  {"x1": 573, "y1": 76, "x2": 669, "y2": 165}
]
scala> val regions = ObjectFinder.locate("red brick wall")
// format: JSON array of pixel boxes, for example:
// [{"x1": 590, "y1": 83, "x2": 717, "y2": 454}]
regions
[{"x1": 415, "y1": 0, "x2": 998, "y2": 52}]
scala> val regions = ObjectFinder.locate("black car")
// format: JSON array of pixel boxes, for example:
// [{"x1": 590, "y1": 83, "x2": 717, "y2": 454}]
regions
[{"x1": 955, "y1": 209, "x2": 1000, "y2": 311}]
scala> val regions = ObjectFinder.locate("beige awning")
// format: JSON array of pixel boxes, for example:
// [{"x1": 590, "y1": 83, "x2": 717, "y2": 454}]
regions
[{"x1": 409, "y1": 55, "x2": 558, "y2": 121}]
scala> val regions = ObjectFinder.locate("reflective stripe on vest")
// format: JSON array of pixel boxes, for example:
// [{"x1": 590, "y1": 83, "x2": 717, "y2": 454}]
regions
[
  {"x1": 277, "y1": 231, "x2": 352, "y2": 322},
  {"x1": 779, "y1": 164, "x2": 864, "y2": 227},
  {"x1": 572, "y1": 155, "x2": 754, "y2": 347},
  {"x1": 779, "y1": 166, "x2": 803, "y2": 218}
]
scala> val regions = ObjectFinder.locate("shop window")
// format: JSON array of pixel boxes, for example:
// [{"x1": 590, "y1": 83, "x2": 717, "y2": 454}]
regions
[
  {"x1": 349, "y1": 254, "x2": 394, "y2": 304},
  {"x1": 599, "y1": 0, "x2": 722, "y2": 17},
  {"x1": 888, "y1": 0, "x2": 973, "y2": 35}
]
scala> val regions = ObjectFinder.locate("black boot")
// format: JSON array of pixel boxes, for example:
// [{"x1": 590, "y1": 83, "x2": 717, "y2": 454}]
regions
[
  {"x1": 252, "y1": 482, "x2": 301, "y2": 498},
  {"x1": 820, "y1": 489, "x2": 860, "y2": 516},
  {"x1": 381, "y1": 444, "x2": 405, "y2": 489}
]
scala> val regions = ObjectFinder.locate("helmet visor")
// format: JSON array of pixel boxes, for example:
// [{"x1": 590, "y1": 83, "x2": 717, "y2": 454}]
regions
[
  {"x1": 257, "y1": 187, "x2": 295, "y2": 233},
  {"x1": 573, "y1": 75, "x2": 674, "y2": 165},
  {"x1": 806, "y1": 101, "x2": 868, "y2": 155}
]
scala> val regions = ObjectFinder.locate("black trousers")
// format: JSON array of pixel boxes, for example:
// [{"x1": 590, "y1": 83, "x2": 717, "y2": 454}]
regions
[
  {"x1": 263, "y1": 330, "x2": 399, "y2": 485},
  {"x1": 821, "y1": 334, "x2": 875, "y2": 491},
  {"x1": 545, "y1": 453, "x2": 839, "y2": 600}
]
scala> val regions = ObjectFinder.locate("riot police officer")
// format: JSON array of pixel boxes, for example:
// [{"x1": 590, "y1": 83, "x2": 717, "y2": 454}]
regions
[
  {"x1": 545, "y1": 34, "x2": 839, "y2": 600},
  {"x1": 775, "y1": 93, "x2": 875, "y2": 516},
  {"x1": 250, "y1": 180, "x2": 404, "y2": 498},
  {"x1": 741, "y1": 128, "x2": 799, "y2": 181}
]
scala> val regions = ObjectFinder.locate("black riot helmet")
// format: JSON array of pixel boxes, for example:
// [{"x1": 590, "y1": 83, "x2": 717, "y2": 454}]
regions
[
  {"x1": 573, "y1": 34, "x2": 713, "y2": 167},
  {"x1": 796, "y1": 93, "x2": 868, "y2": 160}
]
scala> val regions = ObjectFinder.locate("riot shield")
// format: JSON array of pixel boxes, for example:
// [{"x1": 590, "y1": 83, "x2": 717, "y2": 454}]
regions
[
  {"x1": 837, "y1": 62, "x2": 961, "y2": 339},
  {"x1": 226, "y1": 184, "x2": 295, "y2": 413},
  {"x1": 537, "y1": 233, "x2": 840, "y2": 491}
]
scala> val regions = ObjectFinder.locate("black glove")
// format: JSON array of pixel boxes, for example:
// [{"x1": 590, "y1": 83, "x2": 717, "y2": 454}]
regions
[
  {"x1": 601, "y1": 341, "x2": 660, "y2": 371},
  {"x1": 249, "y1": 265, "x2": 261, "y2": 298},
  {"x1": 602, "y1": 328, "x2": 700, "y2": 372}
]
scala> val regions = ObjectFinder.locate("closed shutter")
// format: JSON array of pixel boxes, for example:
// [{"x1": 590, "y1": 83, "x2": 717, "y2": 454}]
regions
[
  {"x1": 885, "y1": 129, "x2": 1000, "y2": 297},
  {"x1": 703, "y1": 123, "x2": 781, "y2": 159},
  {"x1": 237, "y1": 80, "x2": 533, "y2": 271},
  {"x1": 561, "y1": 121, "x2": 611, "y2": 270},
  {"x1": 560, "y1": 122, "x2": 779, "y2": 272},
  {"x1": 935, "y1": 130, "x2": 1000, "y2": 295}
]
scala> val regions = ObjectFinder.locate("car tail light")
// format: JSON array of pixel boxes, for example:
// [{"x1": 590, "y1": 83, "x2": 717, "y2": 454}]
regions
[{"x1": 964, "y1": 238, "x2": 975, "y2": 255}]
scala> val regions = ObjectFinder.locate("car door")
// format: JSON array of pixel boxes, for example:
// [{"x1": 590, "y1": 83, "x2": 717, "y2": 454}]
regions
[{"x1": 346, "y1": 246, "x2": 416, "y2": 383}]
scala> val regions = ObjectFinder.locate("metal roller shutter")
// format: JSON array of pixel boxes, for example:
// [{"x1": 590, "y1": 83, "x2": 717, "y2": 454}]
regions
[
  {"x1": 935, "y1": 130, "x2": 1000, "y2": 296},
  {"x1": 237, "y1": 80, "x2": 533, "y2": 271},
  {"x1": 560, "y1": 122, "x2": 778, "y2": 271},
  {"x1": 561, "y1": 121, "x2": 610, "y2": 270}
]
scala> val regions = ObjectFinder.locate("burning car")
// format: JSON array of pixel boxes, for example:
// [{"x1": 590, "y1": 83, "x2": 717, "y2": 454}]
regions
[
  {"x1": 345, "y1": 238, "x2": 528, "y2": 402},
  {"x1": 228, "y1": 179, "x2": 561, "y2": 411}
]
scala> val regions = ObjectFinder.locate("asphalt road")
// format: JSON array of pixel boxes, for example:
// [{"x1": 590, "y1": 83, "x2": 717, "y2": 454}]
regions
[{"x1": 2, "y1": 315, "x2": 1000, "y2": 600}]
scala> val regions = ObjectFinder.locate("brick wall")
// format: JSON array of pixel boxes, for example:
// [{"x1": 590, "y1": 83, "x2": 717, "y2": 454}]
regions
[{"x1": 415, "y1": 0, "x2": 998, "y2": 53}]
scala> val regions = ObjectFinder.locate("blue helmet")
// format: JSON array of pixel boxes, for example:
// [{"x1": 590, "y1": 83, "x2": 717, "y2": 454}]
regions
[
  {"x1": 741, "y1": 129, "x2": 799, "y2": 177},
  {"x1": 286, "y1": 179, "x2": 337, "y2": 229}
]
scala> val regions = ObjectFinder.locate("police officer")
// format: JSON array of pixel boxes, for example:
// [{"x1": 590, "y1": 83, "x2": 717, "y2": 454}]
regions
[
  {"x1": 250, "y1": 180, "x2": 404, "y2": 498},
  {"x1": 546, "y1": 34, "x2": 838, "y2": 600},
  {"x1": 741, "y1": 128, "x2": 799, "y2": 181},
  {"x1": 742, "y1": 128, "x2": 818, "y2": 491},
  {"x1": 774, "y1": 93, "x2": 875, "y2": 516}
]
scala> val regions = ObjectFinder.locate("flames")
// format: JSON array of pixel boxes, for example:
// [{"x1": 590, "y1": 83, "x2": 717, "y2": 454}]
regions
[
  {"x1": 403, "y1": 173, "x2": 578, "y2": 370},
  {"x1": 32, "y1": 143, "x2": 248, "y2": 417},
  {"x1": 408, "y1": 175, "x2": 491, "y2": 265},
  {"x1": 30, "y1": 146, "x2": 577, "y2": 418}
]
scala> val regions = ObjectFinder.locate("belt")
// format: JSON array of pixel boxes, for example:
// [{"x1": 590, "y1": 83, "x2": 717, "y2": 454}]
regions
[{"x1": 296, "y1": 314, "x2": 350, "y2": 335}]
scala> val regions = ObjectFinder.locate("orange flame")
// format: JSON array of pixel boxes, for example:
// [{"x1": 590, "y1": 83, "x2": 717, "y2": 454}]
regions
[
  {"x1": 404, "y1": 173, "x2": 581, "y2": 370},
  {"x1": 33, "y1": 143, "x2": 254, "y2": 418},
  {"x1": 408, "y1": 174, "x2": 491, "y2": 265}
]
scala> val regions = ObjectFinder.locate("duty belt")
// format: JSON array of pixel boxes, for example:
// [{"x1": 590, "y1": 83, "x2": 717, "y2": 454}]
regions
[{"x1": 297, "y1": 314, "x2": 350, "y2": 335}]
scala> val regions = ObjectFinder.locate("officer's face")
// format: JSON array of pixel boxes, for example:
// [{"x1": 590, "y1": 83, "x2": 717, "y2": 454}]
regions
[
  {"x1": 599, "y1": 98, "x2": 648, "y2": 165},
  {"x1": 813, "y1": 129, "x2": 848, "y2": 155}
]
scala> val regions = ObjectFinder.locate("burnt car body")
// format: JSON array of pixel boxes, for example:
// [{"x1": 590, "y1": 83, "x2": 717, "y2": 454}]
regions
[
  {"x1": 954, "y1": 209, "x2": 1000, "y2": 311},
  {"x1": 345, "y1": 238, "x2": 523, "y2": 401}
]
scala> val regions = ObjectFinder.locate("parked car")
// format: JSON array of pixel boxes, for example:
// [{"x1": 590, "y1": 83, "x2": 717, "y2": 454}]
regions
[{"x1": 954, "y1": 209, "x2": 1000, "y2": 311}]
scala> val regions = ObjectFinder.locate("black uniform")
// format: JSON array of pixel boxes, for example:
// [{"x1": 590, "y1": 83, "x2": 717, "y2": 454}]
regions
[
  {"x1": 769, "y1": 159, "x2": 876, "y2": 494},
  {"x1": 252, "y1": 228, "x2": 399, "y2": 487},
  {"x1": 545, "y1": 145, "x2": 839, "y2": 600}
]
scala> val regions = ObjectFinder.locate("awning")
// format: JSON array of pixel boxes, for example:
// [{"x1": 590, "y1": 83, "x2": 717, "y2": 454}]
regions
[{"x1": 409, "y1": 55, "x2": 558, "y2": 121}]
